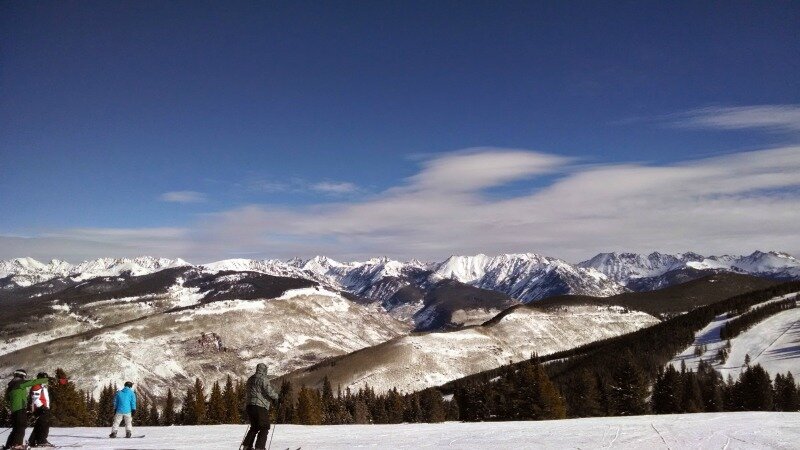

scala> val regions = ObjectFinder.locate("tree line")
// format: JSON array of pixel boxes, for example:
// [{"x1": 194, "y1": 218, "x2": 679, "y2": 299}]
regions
[
  {"x1": 1, "y1": 369, "x2": 457, "y2": 427},
  {"x1": 652, "y1": 360, "x2": 799, "y2": 413},
  {"x1": 720, "y1": 295, "x2": 798, "y2": 340}
]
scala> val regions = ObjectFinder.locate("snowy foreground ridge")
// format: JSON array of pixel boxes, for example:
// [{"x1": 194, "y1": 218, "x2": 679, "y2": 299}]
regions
[{"x1": 38, "y1": 412, "x2": 800, "y2": 449}]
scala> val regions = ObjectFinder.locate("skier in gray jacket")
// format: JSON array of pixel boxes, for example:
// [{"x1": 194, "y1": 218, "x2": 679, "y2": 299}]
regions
[{"x1": 242, "y1": 363, "x2": 279, "y2": 450}]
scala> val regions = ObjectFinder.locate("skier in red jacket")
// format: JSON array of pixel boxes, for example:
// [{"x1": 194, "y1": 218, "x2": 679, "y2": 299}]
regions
[{"x1": 28, "y1": 372, "x2": 53, "y2": 448}]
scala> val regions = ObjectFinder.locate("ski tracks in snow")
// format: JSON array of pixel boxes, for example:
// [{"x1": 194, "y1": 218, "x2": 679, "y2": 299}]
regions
[
  {"x1": 650, "y1": 423, "x2": 673, "y2": 449},
  {"x1": 598, "y1": 424, "x2": 621, "y2": 448}
]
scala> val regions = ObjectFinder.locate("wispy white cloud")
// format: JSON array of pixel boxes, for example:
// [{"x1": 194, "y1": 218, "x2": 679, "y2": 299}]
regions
[
  {"x1": 159, "y1": 191, "x2": 206, "y2": 203},
  {"x1": 310, "y1": 181, "x2": 359, "y2": 194},
  {"x1": 245, "y1": 178, "x2": 361, "y2": 196},
  {"x1": 5, "y1": 146, "x2": 800, "y2": 263},
  {"x1": 672, "y1": 105, "x2": 800, "y2": 132}
]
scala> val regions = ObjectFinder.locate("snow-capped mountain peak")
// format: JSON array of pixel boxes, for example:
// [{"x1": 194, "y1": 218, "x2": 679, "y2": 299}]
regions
[
  {"x1": 430, "y1": 253, "x2": 624, "y2": 302},
  {"x1": 580, "y1": 250, "x2": 800, "y2": 288}
]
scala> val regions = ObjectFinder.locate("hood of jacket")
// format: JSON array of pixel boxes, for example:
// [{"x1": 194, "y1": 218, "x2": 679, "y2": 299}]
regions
[{"x1": 256, "y1": 363, "x2": 269, "y2": 376}]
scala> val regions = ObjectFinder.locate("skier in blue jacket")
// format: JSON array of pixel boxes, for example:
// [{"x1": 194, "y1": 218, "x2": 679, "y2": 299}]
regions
[{"x1": 109, "y1": 381, "x2": 137, "y2": 438}]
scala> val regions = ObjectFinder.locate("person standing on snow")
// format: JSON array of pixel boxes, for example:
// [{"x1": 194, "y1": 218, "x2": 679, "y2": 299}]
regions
[
  {"x1": 241, "y1": 363, "x2": 279, "y2": 450},
  {"x1": 4, "y1": 369, "x2": 49, "y2": 450},
  {"x1": 27, "y1": 372, "x2": 53, "y2": 448},
  {"x1": 109, "y1": 381, "x2": 137, "y2": 439}
]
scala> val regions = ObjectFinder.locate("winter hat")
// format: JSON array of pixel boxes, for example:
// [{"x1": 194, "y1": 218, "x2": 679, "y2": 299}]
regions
[
  {"x1": 124, "y1": 381, "x2": 134, "y2": 388},
  {"x1": 13, "y1": 369, "x2": 27, "y2": 378},
  {"x1": 37, "y1": 372, "x2": 49, "y2": 379}
]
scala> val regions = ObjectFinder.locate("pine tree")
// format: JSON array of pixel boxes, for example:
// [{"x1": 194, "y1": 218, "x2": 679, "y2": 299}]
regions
[
  {"x1": 206, "y1": 381, "x2": 225, "y2": 424},
  {"x1": 681, "y1": 371, "x2": 704, "y2": 413},
  {"x1": 385, "y1": 389, "x2": 405, "y2": 424},
  {"x1": 193, "y1": 378, "x2": 207, "y2": 424},
  {"x1": 697, "y1": 359, "x2": 724, "y2": 412},
  {"x1": 733, "y1": 364, "x2": 773, "y2": 411},
  {"x1": 608, "y1": 352, "x2": 649, "y2": 416},
  {"x1": 275, "y1": 380, "x2": 295, "y2": 424},
  {"x1": 235, "y1": 379, "x2": 247, "y2": 423},
  {"x1": 420, "y1": 389, "x2": 446, "y2": 423},
  {"x1": 370, "y1": 396, "x2": 388, "y2": 424},
  {"x1": 445, "y1": 398, "x2": 460, "y2": 421},
  {"x1": 49, "y1": 368, "x2": 93, "y2": 426},
  {"x1": 96, "y1": 383, "x2": 116, "y2": 426},
  {"x1": 181, "y1": 387, "x2": 197, "y2": 425},
  {"x1": 135, "y1": 395, "x2": 151, "y2": 425},
  {"x1": 149, "y1": 402, "x2": 160, "y2": 426},
  {"x1": 352, "y1": 398, "x2": 370, "y2": 424},
  {"x1": 222, "y1": 376, "x2": 241, "y2": 424},
  {"x1": 514, "y1": 360, "x2": 566, "y2": 420},
  {"x1": 320, "y1": 376, "x2": 336, "y2": 424},
  {"x1": 567, "y1": 369, "x2": 603, "y2": 417},
  {"x1": 652, "y1": 365, "x2": 682, "y2": 414},
  {"x1": 296, "y1": 385, "x2": 323, "y2": 425},
  {"x1": 774, "y1": 372, "x2": 799, "y2": 411},
  {"x1": 162, "y1": 388, "x2": 176, "y2": 426},
  {"x1": 532, "y1": 362, "x2": 567, "y2": 420}
]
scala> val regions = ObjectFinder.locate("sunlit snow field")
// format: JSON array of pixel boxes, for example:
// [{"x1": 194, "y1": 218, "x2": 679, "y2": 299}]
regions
[{"x1": 37, "y1": 412, "x2": 800, "y2": 449}]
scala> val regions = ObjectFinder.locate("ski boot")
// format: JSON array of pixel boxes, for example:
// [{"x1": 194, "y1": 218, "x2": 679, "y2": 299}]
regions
[
  {"x1": 125, "y1": 431, "x2": 132, "y2": 438},
  {"x1": 109, "y1": 431, "x2": 117, "y2": 438}
]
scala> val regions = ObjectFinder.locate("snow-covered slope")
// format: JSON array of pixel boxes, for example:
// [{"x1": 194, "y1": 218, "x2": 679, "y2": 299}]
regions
[
  {"x1": 669, "y1": 292, "x2": 800, "y2": 378},
  {"x1": 432, "y1": 253, "x2": 625, "y2": 302},
  {"x1": 35, "y1": 412, "x2": 800, "y2": 449},
  {"x1": 580, "y1": 250, "x2": 800, "y2": 291},
  {"x1": 283, "y1": 304, "x2": 658, "y2": 394},
  {"x1": 0, "y1": 287, "x2": 409, "y2": 398}
]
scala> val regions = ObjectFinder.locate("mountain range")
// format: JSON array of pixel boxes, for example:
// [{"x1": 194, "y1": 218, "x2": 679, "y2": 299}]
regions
[
  {"x1": 3, "y1": 250, "x2": 798, "y2": 308},
  {"x1": 1, "y1": 250, "x2": 797, "y2": 398}
]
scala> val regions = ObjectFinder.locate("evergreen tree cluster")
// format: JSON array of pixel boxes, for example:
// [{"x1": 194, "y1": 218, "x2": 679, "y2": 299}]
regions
[
  {"x1": 275, "y1": 377, "x2": 455, "y2": 425},
  {"x1": 453, "y1": 358, "x2": 566, "y2": 421},
  {"x1": 720, "y1": 296, "x2": 798, "y2": 340},
  {"x1": 653, "y1": 361, "x2": 799, "y2": 413}
]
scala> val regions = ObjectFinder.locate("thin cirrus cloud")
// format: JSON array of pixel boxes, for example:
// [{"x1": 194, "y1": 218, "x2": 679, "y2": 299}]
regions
[
  {"x1": 245, "y1": 178, "x2": 360, "y2": 196},
  {"x1": 310, "y1": 181, "x2": 359, "y2": 194},
  {"x1": 159, "y1": 191, "x2": 206, "y2": 203},
  {"x1": 671, "y1": 104, "x2": 800, "y2": 133},
  {"x1": 3, "y1": 146, "x2": 800, "y2": 263}
]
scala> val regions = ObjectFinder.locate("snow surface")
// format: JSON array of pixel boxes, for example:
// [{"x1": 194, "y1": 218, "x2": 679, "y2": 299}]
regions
[
  {"x1": 670, "y1": 292, "x2": 800, "y2": 378},
  {"x1": 33, "y1": 412, "x2": 800, "y2": 449}
]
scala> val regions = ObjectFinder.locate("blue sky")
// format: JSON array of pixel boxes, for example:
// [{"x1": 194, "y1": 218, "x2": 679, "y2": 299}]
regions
[{"x1": 1, "y1": 1, "x2": 799, "y2": 262}]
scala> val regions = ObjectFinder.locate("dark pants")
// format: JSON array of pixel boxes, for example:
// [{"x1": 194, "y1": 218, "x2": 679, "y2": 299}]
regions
[
  {"x1": 30, "y1": 408, "x2": 51, "y2": 445},
  {"x1": 242, "y1": 404, "x2": 270, "y2": 449},
  {"x1": 5, "y1": 409, "x2": 27, "y2": 448}
]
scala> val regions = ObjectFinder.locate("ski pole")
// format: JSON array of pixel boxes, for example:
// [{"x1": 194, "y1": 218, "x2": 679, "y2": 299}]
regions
[
  {"x1": 0, "y1": 427, "x2": 11, "y2": 437},
  {"x1": 267, "y1": 423, "x2": 276, "y2": 450},
  {"x1": 238, "y1": 423, "x2": 249, "y2": 450}
]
